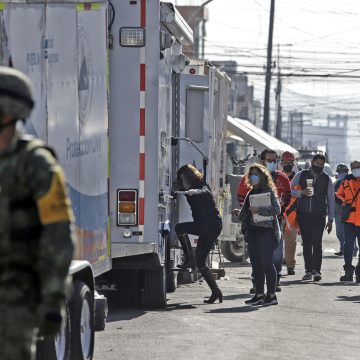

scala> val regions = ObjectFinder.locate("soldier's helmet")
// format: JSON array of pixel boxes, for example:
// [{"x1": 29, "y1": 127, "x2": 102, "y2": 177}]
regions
[
  {"x1": 336, "y1": 163, "x2": 349, "y2": 173},
  {"x1": 0, "y1": 66, "x2": 34, "y2": 121}
]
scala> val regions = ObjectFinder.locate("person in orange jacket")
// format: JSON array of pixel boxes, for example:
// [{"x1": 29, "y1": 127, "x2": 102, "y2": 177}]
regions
[{"x1": 336, "y1": 160, "x2": 360, "y2": 282}]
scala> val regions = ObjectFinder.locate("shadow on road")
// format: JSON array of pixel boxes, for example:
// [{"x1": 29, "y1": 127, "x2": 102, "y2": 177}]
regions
[
  {"x1": 314, "y1": 281, "x2": 357, "y2": 287},
  {"x1": 280, "y1": 279, "x2": 309, "y2": 286},
  {"x1": 222, "y1": 293, "x2": 252, "y2": 301},
  {"x1": 159, "y1": 303, "x2": 197, "y2": 311},
  {"x1": 336, "y1": 295, "x2": 360, "y2": 303},
  {"x1": 206, "y1": 306, "x2": 259, "y2": 314},
  {"x1": 107, "y1": 309, "x2": 146, "y2": 323},
  {"x1": 223, "y1": 262, "x2": 252, "y2": 268}
]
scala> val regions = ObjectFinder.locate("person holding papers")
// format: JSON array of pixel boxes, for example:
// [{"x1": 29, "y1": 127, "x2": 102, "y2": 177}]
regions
[{"x1": 236, "y1": 164, "x2": 281, "y2": 306}]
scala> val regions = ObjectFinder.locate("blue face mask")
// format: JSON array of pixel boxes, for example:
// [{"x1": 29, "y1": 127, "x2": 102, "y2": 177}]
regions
[
  {"x1": 337, "y1": 173, "x2": 347, "y2": 181},
  {"x1": 352, "y1": 168, "x2": 360, "y2": 178},
  {"x1": 249, "y1": 174, "x2": 260, "y2": 185},
  {"x1": 266, "y1": 161, "x2": 277, "y2": 173}
]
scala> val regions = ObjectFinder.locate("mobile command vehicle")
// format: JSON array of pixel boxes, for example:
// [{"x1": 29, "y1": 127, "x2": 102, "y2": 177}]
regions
[
  {"x1": 97, "y1": 1, "x2": 231, "y2": 305},
  {"x1": 1, "y1": 2, "x2": 109, "y2": 359}
]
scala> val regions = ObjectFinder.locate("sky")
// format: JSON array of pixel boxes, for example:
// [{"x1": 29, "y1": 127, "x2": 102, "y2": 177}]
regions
[{"x1": 175, "y1": 0, "x2": 360, "y2": 129}]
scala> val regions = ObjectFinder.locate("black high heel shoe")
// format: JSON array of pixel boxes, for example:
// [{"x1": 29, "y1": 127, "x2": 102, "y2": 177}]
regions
[{"x1": 203, "y1": 289, "x2": 223, "y2": 304}]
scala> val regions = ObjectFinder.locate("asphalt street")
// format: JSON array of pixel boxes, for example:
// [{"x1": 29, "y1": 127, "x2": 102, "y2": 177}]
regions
[{"x1": 94, "y1": 231, "x2": 360, "y2": 360}]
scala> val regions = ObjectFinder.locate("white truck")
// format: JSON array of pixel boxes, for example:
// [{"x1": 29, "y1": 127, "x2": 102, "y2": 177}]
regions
[{"x1": 97, "y1": 1, "x2": 231, "y2": 306}]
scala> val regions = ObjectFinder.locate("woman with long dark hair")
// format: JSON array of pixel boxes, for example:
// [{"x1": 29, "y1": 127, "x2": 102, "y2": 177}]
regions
[
  {"x1": 237, "y1": 164, "x2": 281, "y2": 306},
  {"x1": 175, "y1": 164, "x2": 223, "y2": 304}
]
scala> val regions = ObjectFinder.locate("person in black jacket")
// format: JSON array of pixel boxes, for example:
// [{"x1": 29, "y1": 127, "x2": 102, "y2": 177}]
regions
[
  {"x1": 235, "y1": 164, "x2": 281, "y2": 306},
  {"x1": 291, "y1": 154, "x2": 335, "y2": 281},
  {"x1": 175, "y1": 164, "x2": 223, "y2": 304}
]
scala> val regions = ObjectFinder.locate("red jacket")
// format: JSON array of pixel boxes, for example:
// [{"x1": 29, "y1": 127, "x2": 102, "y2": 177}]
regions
[{"x1": 237, "y1": 170, "x2": 291, "y2": 213}]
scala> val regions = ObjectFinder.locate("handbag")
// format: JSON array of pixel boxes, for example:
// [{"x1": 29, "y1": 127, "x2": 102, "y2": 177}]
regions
[{"x1": 341, "y1": 187, "x2": 360, "y2": 222}]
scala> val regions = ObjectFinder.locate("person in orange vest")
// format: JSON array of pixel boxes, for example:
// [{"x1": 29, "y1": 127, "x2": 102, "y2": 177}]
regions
[
  {"x1": 280, "y1": 151, "x2": 298, "y2": 275},
  {"x1": 333, "y1": 163, "x2": 357, "y2": 257},
  {"x1": 336, "y1": 160, "x2": 360, "y2": 282}
]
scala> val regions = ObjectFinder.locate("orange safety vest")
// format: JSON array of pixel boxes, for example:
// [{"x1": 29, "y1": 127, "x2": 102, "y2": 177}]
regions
[
  {"x1": 336, "y1": 177, "x2": 360, "y2": 226},
  {"x1": 283, "y1": 185, "x2": 301, "y2": 234}
]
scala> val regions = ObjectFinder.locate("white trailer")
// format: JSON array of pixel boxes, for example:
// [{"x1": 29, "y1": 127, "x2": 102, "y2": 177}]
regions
[
  {"x1": 97, "y1": 1, "x2": 231, "y2": 306},
  {"x1": 1, "y1": 2, "x2": 109, "y2": 359}
]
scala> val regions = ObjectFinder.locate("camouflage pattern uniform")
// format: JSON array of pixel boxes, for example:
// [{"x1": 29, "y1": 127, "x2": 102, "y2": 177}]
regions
[{"x1": 0, "y1": 67, "x2": 75, "y2": 360}]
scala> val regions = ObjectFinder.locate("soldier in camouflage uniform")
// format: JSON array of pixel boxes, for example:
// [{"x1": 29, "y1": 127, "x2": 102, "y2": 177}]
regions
[{"x1": 0, "y1": 66, "x2": 75, "y2": 360}]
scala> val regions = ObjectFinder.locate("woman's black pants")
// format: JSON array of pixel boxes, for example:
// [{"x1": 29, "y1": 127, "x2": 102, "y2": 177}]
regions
[{"x1": 175, "y1": 220, "x2": 222, "y2": 269}]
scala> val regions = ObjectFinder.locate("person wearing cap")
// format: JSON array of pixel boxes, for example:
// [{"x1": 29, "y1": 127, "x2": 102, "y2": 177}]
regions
[
  {"x1": 333, "y1": 163, "x2": 357, "y2": 256},
  {"x1": 291, "y1": 154, "x2": 335, "y2": 281},
  {"x1": 281, "y1": 151, "x2": 297, "y2": 181},
  {"x1": 336, "y1": 161, "x2": 360, "y2": 282},
  {"x1": 281, "y1": 151, "x2": 298, "y2": 275},
  {"x1": 0, "y1": 66, "x2": 75, "y2": 359}
]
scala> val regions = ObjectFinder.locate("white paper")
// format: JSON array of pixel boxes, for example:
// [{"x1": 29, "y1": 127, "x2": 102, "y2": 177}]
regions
[{"x1": 249, "y1": 192, "x2": 274, "y2": 223}]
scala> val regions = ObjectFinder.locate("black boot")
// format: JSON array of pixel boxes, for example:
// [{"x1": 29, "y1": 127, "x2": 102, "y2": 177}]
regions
[
  {"x1": 355, "y1": 264, "x2": 360, "y2": 284},
  {"x1": 200, "y1": 266, "x2": 223, "y2": 304},
  {"x1": 177, "y1": 233, "x2": 195, "y2": 270},
  {"x1": 340, "y1": 265, "x2": 354, "y2": 282}
]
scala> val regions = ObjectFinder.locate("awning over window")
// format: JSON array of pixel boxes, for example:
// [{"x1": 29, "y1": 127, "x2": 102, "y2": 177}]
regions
[{"x1": 227, "y1": 115, "x2": 299, "y2": 158}]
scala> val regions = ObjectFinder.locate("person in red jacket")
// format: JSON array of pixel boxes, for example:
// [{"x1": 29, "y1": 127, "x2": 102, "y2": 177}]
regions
[
  {"x1": 237, "y1": 149, "x2": 291, "y2": 292},
  {"x1": 280, "y1": 151, "x2": 298, "y2": 275}
]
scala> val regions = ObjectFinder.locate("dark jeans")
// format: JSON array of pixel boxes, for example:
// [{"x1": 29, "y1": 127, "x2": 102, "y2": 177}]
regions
[
  {"x1": 297, "y1": 212, "x2": 326, "y2": 273},
  {"x1": 343, "y1": 223, "x2": 360, "y2": 270},
  {"x1": 175, "y1": 220, "x2": 222, "y2": 268},
  {"x1": 247, "y1": 228, "x2": 277, "y2": 294}
]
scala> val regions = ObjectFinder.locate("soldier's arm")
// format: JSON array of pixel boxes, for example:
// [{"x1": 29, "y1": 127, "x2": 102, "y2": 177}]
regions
[{"x1": 28, "y1": 147, "x2": 75, "y2": 305}]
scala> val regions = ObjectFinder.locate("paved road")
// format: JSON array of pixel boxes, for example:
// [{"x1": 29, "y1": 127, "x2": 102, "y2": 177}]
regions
[{"x1": 94, "y1": 232, "x2": 360, "y2": 360}]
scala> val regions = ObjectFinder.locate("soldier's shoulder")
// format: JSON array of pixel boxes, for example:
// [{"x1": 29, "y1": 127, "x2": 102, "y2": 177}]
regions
[{"x1": 18, "y1": 135, "x2": 58, "y2": 168}]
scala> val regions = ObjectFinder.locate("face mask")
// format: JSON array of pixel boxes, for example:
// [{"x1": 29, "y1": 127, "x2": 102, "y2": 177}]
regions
[
  {"x1": 337, "y1": 173, "x2": 347, "y2": 181},
  {"x1": 249, "y1": 174, "x2": 260, "y2": 185},
  {"x1": 282, "y1": 164, "x2": 293, "y2": 173},
  {"x1": 266, "y1": 161, "x2": 277, "y2": 173},
  {"x1": 312, "y1": 165, "x2": 324, "y2": 174},
  {"x1": 352, "y1": 169, "x2": 360, "y2": 178}
]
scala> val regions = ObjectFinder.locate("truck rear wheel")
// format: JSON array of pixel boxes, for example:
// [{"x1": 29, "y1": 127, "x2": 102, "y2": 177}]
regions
[
  {"x1": 166, "y1": 269, "x2": 178, "y2": 293},
  {"x1": 36, "y1": 304, "x2": 71, "y2": 360},
  {"x1": 69, "y1": 281, "x2": 94, "y2": 360},
  {"x1": 220, "y1": 240, "x2": 248, "y2": 262},
  {"x1": 142, "y1": 267, "x2": 166, "y2": 308}
]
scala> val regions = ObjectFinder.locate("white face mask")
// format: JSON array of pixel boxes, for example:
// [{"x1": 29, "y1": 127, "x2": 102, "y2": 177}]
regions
[{"x1": 352, "y1": 168, "x2": 360, "y2": 178}]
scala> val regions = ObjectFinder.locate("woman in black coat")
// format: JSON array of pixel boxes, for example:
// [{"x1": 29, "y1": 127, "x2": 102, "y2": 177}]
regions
[
  {"x1": 175, "y1": 164, "x2": 223, "y2": 304},
  {"x1": 236, "y1": 164, "x2": 281, "y2": 306}
]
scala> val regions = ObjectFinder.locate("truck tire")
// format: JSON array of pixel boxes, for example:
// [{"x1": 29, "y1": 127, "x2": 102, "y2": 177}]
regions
[
  {"x1": 220, "y1": 240, "x2": 248, "y2": 262},
  {"x1": 69, "y1": 281, "x2": 94, "y2": 360},
  {"x1": 143, "y1": 267, "x2": 166, "y2": 308},
  {"x1": 166, "y1": 269, "x2": 178, "y2": 293},
  {"x1": 36, "y1": 304, "x2": 71, "y2": 360}
]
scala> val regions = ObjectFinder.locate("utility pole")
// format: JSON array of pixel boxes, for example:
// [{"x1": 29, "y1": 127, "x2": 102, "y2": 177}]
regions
[
  {"x1": 275, "y1": 44, "x2": 282, "y2": 139},
  {"x1": 262, "y1": 0, "x2": 275, "y2": 133}
]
